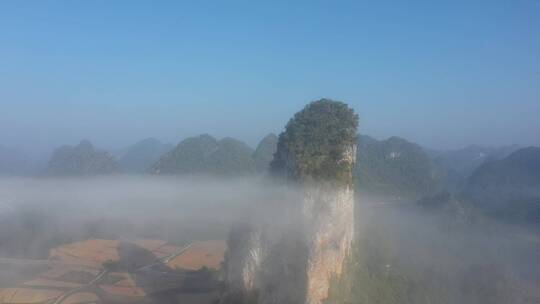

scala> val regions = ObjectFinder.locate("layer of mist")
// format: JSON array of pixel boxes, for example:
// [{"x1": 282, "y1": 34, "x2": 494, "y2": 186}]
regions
[
  {"x1": 0, "y1": 176, "x2": 287, "y2": 259},
  {"x1": 325, "y1": 194, "x2": 540, "y2": 303},
  {"x1": 1, "y1": 176, "x2": 539, "y2": 303}
]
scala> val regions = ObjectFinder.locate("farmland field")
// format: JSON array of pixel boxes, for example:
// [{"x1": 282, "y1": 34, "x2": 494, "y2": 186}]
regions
[
  {"x1": 0, "y1": 238, "x2": 226, "y2": 304},
  {"x1": 167, "y1": 240, "x2": 227, "y2": 271}
]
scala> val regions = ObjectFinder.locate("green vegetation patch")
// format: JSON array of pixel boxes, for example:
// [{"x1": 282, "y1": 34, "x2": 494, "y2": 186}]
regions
[{"x1": 271, "y1": 99, "x2": 358, "y2": 184}]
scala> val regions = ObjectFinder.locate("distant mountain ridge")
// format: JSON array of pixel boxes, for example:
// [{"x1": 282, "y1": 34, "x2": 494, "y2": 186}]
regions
[
  {"x1": 252, "y1": 133, "x2": 278, "y2": 172},
  {"x1": 5, "y1": 134, "x2": 528, "y2": 194},
  {"x1": 118, "y1": 138, "x2": 173, "y2": 173},
  {"x1": 150, "y1": 134, "x2": 261, "y2": 176},
  {"x1": 463, "y1": 146, "x2": 540, "y2": 221},
  {"x1": 356, "y1": 135, "x2": 441, "y2": 199},
  {"x1": 428, "y1": 144, "x2": 521, "y2": 190},
  {"x1": 46, "y1": 140, "x2": 119, "y2": 176}
]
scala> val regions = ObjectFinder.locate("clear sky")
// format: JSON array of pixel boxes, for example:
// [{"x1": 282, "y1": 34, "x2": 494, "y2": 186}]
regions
[{"x1": 1, "y1": 0, "x2": 539, "y2": 156}]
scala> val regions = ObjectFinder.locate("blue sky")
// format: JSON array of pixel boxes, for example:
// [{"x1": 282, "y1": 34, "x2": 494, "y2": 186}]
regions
[{"x1": 0, "y1": 0, "x2": 539, "y2": 155}]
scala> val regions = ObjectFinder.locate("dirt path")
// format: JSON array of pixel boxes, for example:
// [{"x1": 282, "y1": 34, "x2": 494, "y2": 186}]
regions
[
  {"x1": 52, "y1": 269, "x2": 108, "y2": 304},
  {"x1": 52, "y1": 242, "x2": 193, "y2": 303},
  {"x1": 136, "y1": 242, "x2": 192, "y2": 272}
]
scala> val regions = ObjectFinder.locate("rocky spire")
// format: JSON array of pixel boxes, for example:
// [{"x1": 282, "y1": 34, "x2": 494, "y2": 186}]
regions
[{"x1": 222, "y1": 99, "x2": 358, "y2": 304}]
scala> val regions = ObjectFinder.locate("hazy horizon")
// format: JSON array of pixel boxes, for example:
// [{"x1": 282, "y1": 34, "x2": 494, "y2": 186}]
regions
[
  {"x1": 1, "y1": 1, "x2": 539, "y2": 155},
  {"x1": 0, "y1": 130, "x2": 530, "y2": 164}
]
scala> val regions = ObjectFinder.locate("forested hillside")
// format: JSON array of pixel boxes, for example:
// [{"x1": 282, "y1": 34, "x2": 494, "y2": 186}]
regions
[
  {"x1": 118, "y1": 138, "x2": 173, "y2": 173},
  {"x1": 252, "y1": 133, "x2": 278, "y2": 172},
  {"x1": 428, "y1": 144, "x2": 521, "y2": 191},
  {"x1": 46, "y1": 140, "x2": 119, "y2": 176},
  {"x1": 150, "y1": 134, "x2": 256, "y2": 176},
  {"x1": 463, "y1": 147, "x2": 540, "y2": 222},
  {"x1": 355, "y1": 135, "x2": 441, "y2": 199}
]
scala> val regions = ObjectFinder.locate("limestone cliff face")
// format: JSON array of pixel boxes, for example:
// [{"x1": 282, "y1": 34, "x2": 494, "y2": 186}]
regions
[
  {"x1": 303, "y1": 183, "x2": 355, "y2": 304},
  {"x1": 222, "y1": 99, "x2": 358, "y2": 304},
  {"x1": 223, "y1": 223, "x2": 265, "y2": 295}
]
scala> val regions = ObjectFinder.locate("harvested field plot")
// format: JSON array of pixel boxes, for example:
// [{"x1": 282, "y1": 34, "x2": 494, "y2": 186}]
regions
[
  {"x1": 62, "y1": 292, "x2": 101, "y2": 304},
  {"x1": 153, "y1": 244, "x2": 182, "y2": 259},
  {"x1": 132, "y1": 240, "x2": 168, "y2": 252},
  {"x1": 41, "y1": 266, "x2": 99, "y2": 282},
  {"x1": 0, "y1": 287, "x2": 63, "y2": 303},
  {"x1": 99, "y1": 284, "x2": 146, "y2": 297},
  {"x1": 0, "y1": 238, "x2": 227, "y2": 303},
  {"x1": 23, "y1": 278, "x2": 82, "y2": 289},
  {"x1": 167, "y1": 240, "x2": 226, "y2": 270},
  {"x1": 49, "y1": 239, "x2": 121, "y2": 267}
]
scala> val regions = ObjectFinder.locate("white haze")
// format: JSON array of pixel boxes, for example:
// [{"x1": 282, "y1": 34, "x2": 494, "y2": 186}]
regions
[
  {"x1": 0, "y1": 176, "x2": 301, "y2": 260},
  {"x1": 0, "y1": 176, "x2": 539, "y2": 303}
]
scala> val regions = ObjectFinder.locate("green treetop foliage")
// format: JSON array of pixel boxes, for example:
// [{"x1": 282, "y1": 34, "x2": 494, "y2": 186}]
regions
[{"x1": 270, "y1": 99, "x2": 358, "y2": 184}]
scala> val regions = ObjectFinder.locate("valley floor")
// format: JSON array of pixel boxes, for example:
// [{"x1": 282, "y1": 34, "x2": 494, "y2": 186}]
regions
[{"x1": 0, "y1": 239, "x2": 226, "y2": 304}]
